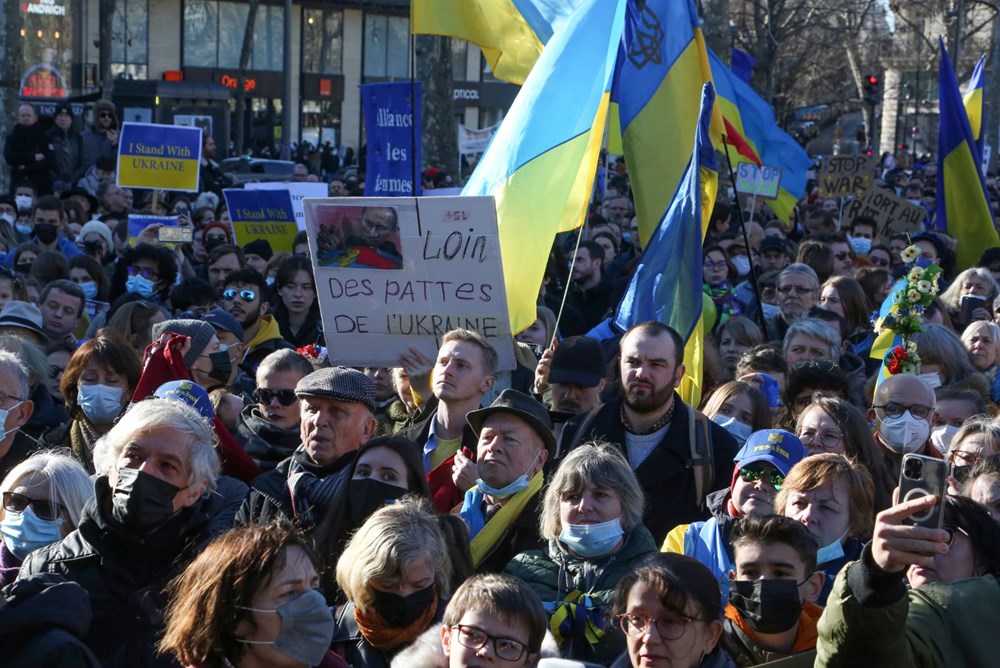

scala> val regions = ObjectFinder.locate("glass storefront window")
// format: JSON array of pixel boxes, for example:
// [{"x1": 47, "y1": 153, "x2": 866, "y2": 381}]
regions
[
  {"x1": 217, "y1": 2, "x2": 249, "y2": 69},
  {"x1": 183, "y1": 1, "x2": 283, "y2": 71},
  {"x1": 112, "y1": 0, "x2": 148, "y2": 71},
  {"x1": 20, "y1": 0, "x2": 75, "y2": 97},
  {"x1": 363, "y1": 14, "x2": 410, "y2": 79},
  {"x1": 303, "y1": 8, "x2": 343, "y2": 74},
  {"x1": 451, "y1": 38, "x2": 467, "y2": 81},
  {"x1": 183, "y1": 0, "x2": 218, "y2": 67},
  {"x1": 252, "y1": 5, "x2": 284, "y2": 71}
]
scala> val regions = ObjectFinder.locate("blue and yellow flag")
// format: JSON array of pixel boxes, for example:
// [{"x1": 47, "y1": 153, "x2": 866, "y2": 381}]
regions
[
  {"x1": 462, "y1": 0, "x2": 625, "y2": 334},
  {"x1": 963, "y1": 53, "x2": 987, "y2": 158},
  {"x1": 708, "y1": 49, "x2": 811, "y2": 225},
  {"x1": 612, "y1": 0, "x2": 722, "y2": 247},
  {"x1": 613, "y1": 82, "x2": 719, "y2": 407},
  {"x1": 410, "y1": 0, "x2": 585, "y2": 85},
  {"x1": 936, "y1": 39, "x2": 999, "y2": 270}
]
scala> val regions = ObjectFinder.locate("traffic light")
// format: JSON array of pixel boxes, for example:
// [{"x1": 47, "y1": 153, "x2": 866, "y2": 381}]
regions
[{"x1": 864, "y1": 73, "x2": 882, "y2": 105}]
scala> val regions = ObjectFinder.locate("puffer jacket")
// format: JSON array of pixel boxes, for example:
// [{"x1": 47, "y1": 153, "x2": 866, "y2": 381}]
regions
[
  {"x1": 816, "y1": 546, "x2": 1000, "y2": 667},
  {"x1": 504, "y1": 525, "x2": 658, "y2": 665},
  {"x1": 18, "y1": 477, "x2": 215, "y2": 668},
  {"x1": 234, "y1": 405, "x2": 301, "y2": 472}
]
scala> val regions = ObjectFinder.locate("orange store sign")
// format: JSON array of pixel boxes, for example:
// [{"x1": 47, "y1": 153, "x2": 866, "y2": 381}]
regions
[{"x1": 220, "y1": 74, "x2": 256, "y2": 92}]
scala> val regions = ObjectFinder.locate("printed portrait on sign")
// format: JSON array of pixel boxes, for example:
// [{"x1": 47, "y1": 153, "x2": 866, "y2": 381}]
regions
[{"x1": 314, "y1": 205, "x2": 404, "y2": 270}]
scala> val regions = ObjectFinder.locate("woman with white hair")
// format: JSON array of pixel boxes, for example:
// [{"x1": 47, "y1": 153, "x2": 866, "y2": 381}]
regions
[
  {"x1": 961, "y1": 320, "x2": 1000, "y2": 401},
  {"x1": 0, "y1": 450, "x2": 92, "y2": 585},
  {"x1": 504, "y1": 442, "x2": 657, "y2": 664},
  {"x1": 941, "y1": 266, "x2": 999, "y2": 332},
  {"x1": 18, "y1": 398, "x2": 222, "y2": 666}
]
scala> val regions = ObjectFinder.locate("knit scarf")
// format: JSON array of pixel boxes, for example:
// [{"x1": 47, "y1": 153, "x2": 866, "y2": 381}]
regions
[
  {"x1": 286, "y1": 448, "x2": 350, "y2": 526},
  {"x1": 69, "y1": 416, "x2": 104, "y2": 474},
  {"x1": 353, "y1": 593, "x2": 438, "y2": 651},
  {"x1": 704, "y1": 283, "x2": 740, "y2": 325},
  {"x1": 461, "y1": 471, "x2": 543, "y2": 567}
]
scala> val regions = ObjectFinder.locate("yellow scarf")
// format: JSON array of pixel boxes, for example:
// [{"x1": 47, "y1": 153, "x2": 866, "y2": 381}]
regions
[{"x1": 470, "y1": 471, "x2": 543, "y2": 567}]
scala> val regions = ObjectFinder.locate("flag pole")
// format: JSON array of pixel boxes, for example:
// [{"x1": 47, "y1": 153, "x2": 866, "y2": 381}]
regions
[{"x1": 722, "y1": 138, "x2": 769, "y2": 335}]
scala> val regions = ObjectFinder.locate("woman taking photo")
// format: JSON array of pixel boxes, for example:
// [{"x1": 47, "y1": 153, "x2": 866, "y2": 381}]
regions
[
  {"x1": 160, "y1": 522, "x2": 346, "y2": 668},
  {"x1": 505, "y1": 442, "x2": 657, "y2": 664},
  {"x1": 273, "y1": 256, "x2": 321, "y2": 348},
  {"x1": 960, "y1": 320, "x2": 1000, "y2": 401},
  {"x1": 332, "y1": 496, "x2": 449, "y2": 667},
  {"x1": 610, "y1": 553, "x2": 735, "y2": 668}
]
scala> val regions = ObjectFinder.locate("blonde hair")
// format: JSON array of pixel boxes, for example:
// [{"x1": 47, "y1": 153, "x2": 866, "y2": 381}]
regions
[
  {"x1": 775, "y1": 453, "x2": 875, "y2": 538},
  {"x1": 335, "y1": 496, "x2": 449, "y2": 613}
]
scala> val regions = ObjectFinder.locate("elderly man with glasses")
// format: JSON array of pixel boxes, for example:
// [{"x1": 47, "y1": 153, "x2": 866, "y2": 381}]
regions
[
  {"x1": 867, "y1": 373, "x2": 943, "y2": 479},
  {"x1": 765, "y1": 263, "x2": 820, "y2": 342}
]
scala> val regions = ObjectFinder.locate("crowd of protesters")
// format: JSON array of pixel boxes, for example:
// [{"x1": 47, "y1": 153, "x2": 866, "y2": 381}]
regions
[{"x1": 0, "y1": 101, "x2": 998, "y2": 668}]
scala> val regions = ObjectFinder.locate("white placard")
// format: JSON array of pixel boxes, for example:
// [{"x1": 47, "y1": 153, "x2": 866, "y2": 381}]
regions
[
  {"x1": 248, "y1": 182, "x2": 328, "y2": 230},
  {"x1": 302, "y1": 196, "x2": 515, "y2": 371}
]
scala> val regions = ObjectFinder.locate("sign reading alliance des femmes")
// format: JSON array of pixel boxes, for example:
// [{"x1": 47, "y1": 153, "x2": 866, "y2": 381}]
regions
[{"x1": 116, "y1": 122, "x2": 203, "y2": 192}]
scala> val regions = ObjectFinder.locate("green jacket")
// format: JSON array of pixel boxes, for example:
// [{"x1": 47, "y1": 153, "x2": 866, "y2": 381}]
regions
[
  {"x1": 504, "y1": 525, "x2": 658, "y2": 665},
  {"x1": 816, "y1": 547, "x2": 1000, "y2": 667}
]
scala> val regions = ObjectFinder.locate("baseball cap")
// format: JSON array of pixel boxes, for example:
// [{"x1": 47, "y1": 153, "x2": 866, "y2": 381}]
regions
[
  {"x1": 154, "y1": 380, "x2": 215, "y2": 421},
  {"x1": 548, "y1": 336, "x2": 605, "y2": 388},
  {"x1": 734, "y1": 429, "x2": 805, "y2": 476}
]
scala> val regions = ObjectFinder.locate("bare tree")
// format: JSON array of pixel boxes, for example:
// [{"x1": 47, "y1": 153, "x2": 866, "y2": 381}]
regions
[
  {"x1": 234, "y1": 0, "x2": 261, "y2": 155},
  {"x1": 99, "y1": 0, "x2": 116, "y2": 94},
  {"x1": 413, "y1": 34, "x2": 458, "y2": 181}
]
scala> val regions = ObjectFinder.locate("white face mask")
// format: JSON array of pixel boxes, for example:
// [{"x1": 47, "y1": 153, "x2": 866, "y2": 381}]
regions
[
  {"x1": 731, "y1": 255, "x2": 751, "y2": 277},
  {"x1": 918, "y1": 372, "x2": 942, "y2": 389},
  {"x1": 930, "y1": 424, "x2": 959, "y2": 455},
  {"x1": 817, "y1": 529, "x2": 850, "y2": 565},
  {"x1": 14, "y1": 196, "x2": 32, "y2": 212},
  {"x1": 879, "y1": 410, "x2": 930, "y2": 454}
]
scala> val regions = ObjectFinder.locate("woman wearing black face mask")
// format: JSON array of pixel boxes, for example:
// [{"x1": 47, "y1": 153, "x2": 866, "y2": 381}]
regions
[{"x1": 332, "y1": 496, "x2": 450, "y2": 667}]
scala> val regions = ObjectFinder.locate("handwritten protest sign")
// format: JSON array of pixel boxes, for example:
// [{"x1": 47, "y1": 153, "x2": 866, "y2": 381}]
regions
[
  {"x1": 127, "y1": 214, "x2": 180, "y2": 245},
  {"x1": 303, "y1": 196, "x2": 515, "y2": 370},
  {"x1": 224, "y1": 189, "x2": 298, "y2": 253},
  {"x1": 817, "y1": 155, "x2": 875, "y2": 198},
  {"x1": 843, "y1": 188, "x2": 926, "y2": 243},
  {"x1": 247, "y1": 182, "x2": 327, "y2": 231},
  {"x1": 117, "y1": 122, "x2": 202, "y2": 192},
  {"x1": 735, "y1": 163, "x2": 782, "y2": 200}
]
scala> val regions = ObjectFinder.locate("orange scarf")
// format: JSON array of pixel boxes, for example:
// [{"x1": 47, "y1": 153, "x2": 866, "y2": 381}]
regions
[
  {"x1": 724, "y1": 600, "x2": 822, "y2": 654},
  {"x1": 353, "y1": 594, "x2": 439, "y2": 651}
]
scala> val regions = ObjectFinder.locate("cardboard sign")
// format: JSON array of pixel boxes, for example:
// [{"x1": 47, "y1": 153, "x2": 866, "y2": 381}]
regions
[
  {"x1": 303, "y1": 196, "x2": 515, "y2": 371},
  {"x1": 127, "y1": 214, "x2": 180, "y2": 245},
  {"x1": 817, "y1": 155, "x2": 875, "y2": 198},
  {"x1": 843, "y1": 188, "x2": 926, "y2": 243},
  {"x1": 247, "y1": 182, "x2": 327, "y2": 231},
  {"x1": 117, "y1": 122, "x2": 202, "y2": 192},
  {"x1": 224, "y1": 188, "x2": 298, "y2": 253},
  {"x1": 735, "y1": 163, "x2": 782, "y2": 199}
]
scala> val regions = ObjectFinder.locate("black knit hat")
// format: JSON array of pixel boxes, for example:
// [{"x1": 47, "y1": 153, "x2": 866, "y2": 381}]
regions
[{"x1": 243, "y1": 239, "x2": 273, "y2": 261}]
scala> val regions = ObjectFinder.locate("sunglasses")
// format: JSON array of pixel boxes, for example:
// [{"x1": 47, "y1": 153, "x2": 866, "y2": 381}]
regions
[
  {"x1": 870, "y1": 258, "x2": 890, "y2": 268},
  {"x1": 222, "y1": 288, "x2": 256, "y2": 302},
  {"x1": 3, "y1": 491, "x2": 64, "y2": 521},
  {"x1": 98, "y1": 111, "x2": 113, "y2": 118},
  {"x1": 738, "y1": 463, "x2": 785, "y2": 490},
  {"x1": 253, "y1": 388, "x2": 298, "y2": 406}
]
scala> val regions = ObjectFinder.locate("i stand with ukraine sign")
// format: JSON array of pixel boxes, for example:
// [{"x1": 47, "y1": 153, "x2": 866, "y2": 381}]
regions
[
  {"x1": 361, "y1": 82, "x2": 422, "y2": 197},
  {"x1": 116, "y1": 122, "x2": 203, "y2": 192}
]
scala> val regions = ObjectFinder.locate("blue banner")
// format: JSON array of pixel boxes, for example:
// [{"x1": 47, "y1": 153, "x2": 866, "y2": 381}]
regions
[
  {"x1": 223, "y1": 188, "x2": 299, "y2": 252},
  {"x1": 360, "y1": 82, "x2": 422, "y2": 197}
]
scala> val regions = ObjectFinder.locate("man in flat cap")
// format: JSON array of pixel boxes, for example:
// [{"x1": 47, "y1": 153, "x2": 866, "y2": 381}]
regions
[
  {"x1": 458, "y1": 388, "x2": 555, "y2": 573},
  {"x1": 238, "y1": 366, "x2": 377, "y2": 524}
]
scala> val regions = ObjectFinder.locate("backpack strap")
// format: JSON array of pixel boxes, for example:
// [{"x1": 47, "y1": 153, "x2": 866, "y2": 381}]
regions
[{"x1": 686, "y1": 403, "x2": 715, "y2": 510}]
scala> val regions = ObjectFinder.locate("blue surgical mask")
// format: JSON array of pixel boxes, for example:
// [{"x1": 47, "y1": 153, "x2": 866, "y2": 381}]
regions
[
  {"x1": 126, "y1": 273, "x2": 156, "y2": 297},
  {"x1": 77, "y1": 383, "x2": 125, "y2": 424},
  {"x1": 761, "y1": 303, "x2": 781, "y2": 319},
  {"x1": 849, "y1": 236, "x2": 872, "y2": 255},
  {"x1": 731, "y1": 255, "x2": 751, "y2": 277},
  {"x1": 560, "y1": 517, "x2": 624, "y2": 558},
  {"x1": 80, "y1": 281, "x2": 98, "y2": 300},
  {"x1": 1, "y1": 505, "x2": 63, "y2": 560},
  {"x1": 816, "y1": 530, "x2": 849, "y2": 565},
  {"x1": 712, "y1": 415, "x2": 753, "y2": 445},
  {"x1": 15, "y1": 223, "x2": 32, "y2": 237},
  {"x1": 476, "y1": 454, "x2": 539, "y2": 500}
]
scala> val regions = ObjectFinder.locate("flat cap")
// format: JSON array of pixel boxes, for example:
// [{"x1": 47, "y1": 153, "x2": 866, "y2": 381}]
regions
[{"x1": 295, "y1": 366, "x2": 375, "y2": 412}]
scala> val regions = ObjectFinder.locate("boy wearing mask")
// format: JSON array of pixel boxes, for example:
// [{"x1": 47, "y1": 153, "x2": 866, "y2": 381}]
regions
[{"x1": 725, "y1": 514, "x2": 825, "y2": 665}]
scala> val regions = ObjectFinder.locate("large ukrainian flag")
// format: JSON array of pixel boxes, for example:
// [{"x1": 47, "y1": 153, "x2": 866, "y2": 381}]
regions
[
  {"x1": 708, "y1": 50, "x2": 811, "y2": 225},
  {"x1": 963, "y1": 53, "x2": 987, "y2": 159},
  {"x1": 936, "y1": 39, "x2": 999, "y2": 270},
  {"x1": 410, "y1": 0, "x2": 586, "y2": 85},
  {"x1": 613, "y1": 82, "x2": 718, "y2": 407},
  {"x1": 612, "y1": 0, "x2": 722, "y2": 247},
  {"x1": 461, "y1": 0, "x2": 625, "y2": 334}
]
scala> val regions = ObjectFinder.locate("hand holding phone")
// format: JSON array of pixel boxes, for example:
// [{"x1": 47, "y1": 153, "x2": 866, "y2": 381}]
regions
[
  {"x1": 959, "y1": 294, "x2": 987, "y2": 323},
  {"x1": 898, "y1": 454, "x2": 948, "y2": 529}
]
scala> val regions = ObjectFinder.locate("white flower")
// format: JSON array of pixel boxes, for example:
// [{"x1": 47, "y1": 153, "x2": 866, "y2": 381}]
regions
[
  {"x1": 917, "y1": 280, "x2": 932, "y2": 293},
  {"x1": 907, "y1": 289, "x2": 921, "y2": 303},
  {"x1": 901, "y1": 245, "x2": 920, "y2": 263},
  {"x1": 908, "y1": 268, "x2": 923, "y2": 283}
]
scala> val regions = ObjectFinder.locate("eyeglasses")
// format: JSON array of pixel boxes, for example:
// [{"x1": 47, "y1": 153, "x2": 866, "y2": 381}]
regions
[
  {"x1": 777, "y1": 285, "x2": 816, "y2": 295},
  {"x1": 0, "y1": 390, "x2": 24, "y2": 406},
  {"x1": 798, "y1": 428, "x2": 843, "y2": 450},
  {"x1": 222, "y1": 288, "x2": 257, "y2": 302},
  {"x1": 738, "y1": 463, "x2": 786, "y2": 490},
  {"x1": 870, "y1": 258, "x2": 890, "y2": 268},
  {"x1": 253, "y1": 388, "x2": 298, "y2": 406},
  {"x1": 450, "y1": 625, "x2": 528, "y2": 662},
  {"x1": 872, "y1": 402, "x2": 934, "y2": 419},
  {"x1": 3, "y1": 491, "x2": 64, "y2": 521},
  {"x1": 127, "y1": 265, "x2": 159, "y2": 281},
  {"x1": 948, "y1": 449, "x2": 982, "y2": 467},
  {"x1": 617, "y1": 612, "x2": 701, "y2": 641},
  {"x1": 703, "y1": 260, "x2": 728, "y2": 271},
  {"x1": 792, "y1": 360, "x2": 837, "y2": 374},
  {"x1": 941, "y1": 524, "x2": 969, "y2": 547},
  {"x1": 97, "y1": 111, "x2": 113, "y2": 118}
]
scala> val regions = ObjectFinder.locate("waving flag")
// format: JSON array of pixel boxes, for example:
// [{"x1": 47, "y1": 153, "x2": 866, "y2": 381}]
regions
[
  {"x1": 936, "y1": 39, "x2": 998, "y2": 270},
  {"x1": 614, "y1": 82, "x2": 719, "y2": 406},
  {"x1": 411, "y1": 0, "x2": 586, "y2": 85},
  {"x1": 963, "y1": 53, "x2": 987, "y2": 158},
  {"x1": 612, "y1": 0, "x2": 722, "y2": 246},
  {"x1": 462, "y1": 0, "x2": 626, "y2": 334},
  {"x1": 708, "y1": 49, "x2": 812, "y2": 224}
]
